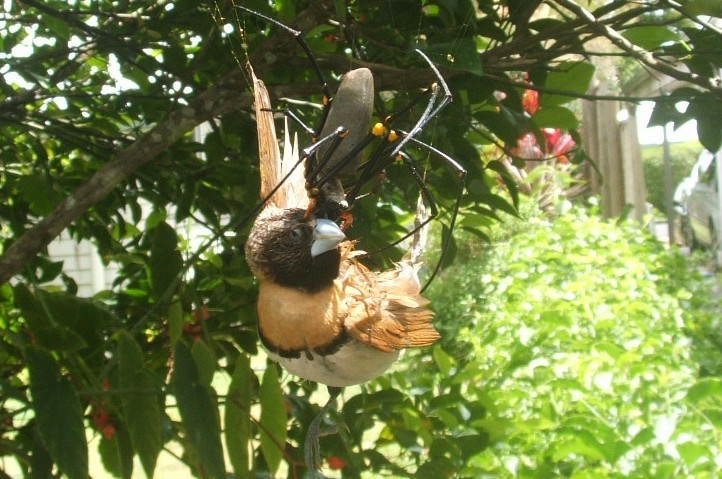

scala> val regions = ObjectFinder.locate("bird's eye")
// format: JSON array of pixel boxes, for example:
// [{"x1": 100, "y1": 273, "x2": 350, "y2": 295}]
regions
[{"x1": 290, "y1": 227, "x2": 304, "y2": 242}]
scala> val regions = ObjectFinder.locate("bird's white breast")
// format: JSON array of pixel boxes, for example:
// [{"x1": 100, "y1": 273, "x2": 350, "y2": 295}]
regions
[{"x1": 268, "y1": 340, "x2": 400, "y2": 387}]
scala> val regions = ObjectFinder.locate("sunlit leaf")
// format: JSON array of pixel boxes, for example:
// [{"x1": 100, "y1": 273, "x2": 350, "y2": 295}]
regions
[
  {"x1": 172, "y1": 341, "x2": 225, "y2": 478},
  {"x1": 117, "y1": 331, "x2": 163, "y2": 478},
  {"x1": 532, "y1": 106, "x2": 579, "y2": 129},
  {"x1": 683, "y1": 0, "x2": 722, "y2": 17},
  {"x1": 622, "y1": 26, "x2": 679, "y2": 51},
  {"x1": 686, "y1": 378, "x2": 722, "y2": 405},
  {"x1": 540, "y1": 62, "x2": 595, "y2": 107},
  {"x1": 26, "y1": 347, "x2": 88, "y2": 479},
  {"x1": 432, "y1": 346, "x2": 456, "y2": 375},
  {"x1": 259, "y1": 366, "x2": 287, "y2": 474},
  {"x1": 225, "y1": 356, "x2": 253, "y2": 477}
]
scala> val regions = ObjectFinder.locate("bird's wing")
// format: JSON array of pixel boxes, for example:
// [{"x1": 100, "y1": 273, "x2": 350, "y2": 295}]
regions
[
  {"x1": 338, "y1": 245, "x2": 439, "y2": 352},
  {"x1": 251, "y1": 64, "x2": 308, "y2": 210}
]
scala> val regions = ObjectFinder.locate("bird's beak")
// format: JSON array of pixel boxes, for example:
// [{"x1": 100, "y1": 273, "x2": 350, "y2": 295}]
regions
[{"x1": 311, "y1": 219, "x2": 346, "y2": 257}]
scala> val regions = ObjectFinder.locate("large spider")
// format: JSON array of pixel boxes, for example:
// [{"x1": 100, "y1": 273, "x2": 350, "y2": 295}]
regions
[{"x1": 237, "y1": 5, "x2": 466, "y2": 291}]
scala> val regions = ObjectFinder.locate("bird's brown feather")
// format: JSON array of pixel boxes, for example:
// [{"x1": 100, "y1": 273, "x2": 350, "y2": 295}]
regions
[
  {"x1": 338, "y1": 244, "x2": 438, "y2": 352},
  {"x1": 257, "y1": 280, "x2": 345, "y2": 354},
  {"x1": 257, "y1": 242, "x2": 438, "y2": 356}
]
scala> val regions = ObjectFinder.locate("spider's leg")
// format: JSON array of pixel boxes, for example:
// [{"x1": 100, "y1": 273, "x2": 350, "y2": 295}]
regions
[
  {"x1": 314, "y1": 69, "x2": 374, "y2": 178},
  {"x1": 355, "y1": 150, "x2": 437, "y2": 256},
  {"x1": 344, "y1": 136, "x2": 397, "y2": 206},
  {"x1": 390, "y1": 49, "x2": 453, "y2": 157},
  {"x1": 262, "y1": 107, "x2": 318, "y2": 139},
  {"x1": 402, "y1": 135, "x2": 466, "y2": 292},
  {"x1": 345, "y1": 50, "x2": 452, "y2": 206},
  {"x1": 235, "y1": 5, "x2": 333, "y2": 137},
  {"x1": 358, "y1": 134, "x2": 466, "y2": 291},
  {"x1": 304, "y1": 126, "x2": 349, "y2": 182}
]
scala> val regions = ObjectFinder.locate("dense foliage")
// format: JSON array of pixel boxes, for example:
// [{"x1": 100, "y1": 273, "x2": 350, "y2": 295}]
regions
[
  {"x1": 1, "y1": 1, "x2": 722, "y2": 478},
  {"x1": 424, "y1": 202, "x2": 722, "y2": 478}
]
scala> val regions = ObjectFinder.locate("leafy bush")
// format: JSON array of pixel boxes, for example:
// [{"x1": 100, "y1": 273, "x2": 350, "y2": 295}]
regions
[
  {"x1": 411, "y1": 202, "x2": 722, "y2": 478},
  {"x1": 642, "y1": 141, "x2": 702, "y2": 213}
]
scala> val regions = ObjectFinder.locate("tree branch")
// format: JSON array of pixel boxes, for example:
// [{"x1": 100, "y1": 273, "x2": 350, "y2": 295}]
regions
[
  {"x1": 0, "y1": 4, "x2": 339, "y2": 286},
  {"x1": 0, "y1": 69, "x2": 250, "y2": 285},
  {"x1": 553, "y1": 0, "x2": 722, "y2": 95}
]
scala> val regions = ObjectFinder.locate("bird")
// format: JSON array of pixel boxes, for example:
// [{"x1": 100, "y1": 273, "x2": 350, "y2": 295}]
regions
[{"x1": 244, "y1": 64, "x2": 439, "y2": 476}]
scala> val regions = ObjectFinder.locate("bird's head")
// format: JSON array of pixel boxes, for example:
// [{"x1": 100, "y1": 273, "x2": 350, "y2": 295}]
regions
[{"x1": 245, "y1": 208, "x2": 346, "y2": 292}]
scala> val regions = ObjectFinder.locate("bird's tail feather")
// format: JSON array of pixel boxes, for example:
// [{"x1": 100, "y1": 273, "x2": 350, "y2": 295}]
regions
[{"x1": 250, "y1": 63, "x2": 308, "y2": 210}]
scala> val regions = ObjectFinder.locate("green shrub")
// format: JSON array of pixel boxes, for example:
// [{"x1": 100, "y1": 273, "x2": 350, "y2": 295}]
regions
[
  {"x1": 642, "y1": 141, "x2": 702, "y2": 213},
  {"x1": 415, "y1": 202, "x2": 722, "y2": 478}
]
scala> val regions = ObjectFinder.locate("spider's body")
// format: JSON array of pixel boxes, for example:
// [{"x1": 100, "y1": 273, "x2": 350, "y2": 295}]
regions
[{"x1": 311, "y1": 68, "x2": 374, "y2": 215}]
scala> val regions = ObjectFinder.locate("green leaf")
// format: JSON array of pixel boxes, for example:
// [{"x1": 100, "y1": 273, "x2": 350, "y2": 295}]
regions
[
  {"x1": 172, "y1": 341, "x2": 225, "y2": 478},
  {"x1": 676, "y1": 441, "x2": 711, "y2": 469},
  {"x1": 14, "y1": 286, "x2": 87, "y2": 352},
  {"x1": 532, "y1": 106, "x2": 579, "y2": 129},
  {"x1": 26, "y1": 347, "x2": 88, "y2": 479},
  {"x1": 17, "y1": 174, "x2": 60, "y2": 216},
  {"x1": 28, "y1": 425, "x2": 54, "y2": 479},
  {"x1": 191, "y1": 340, "x2": 216, "y2": 388},
  {"x1": 540, "y1": 62, "x2": 595, "y2": 107},
  {"x1": 474, "y1": 109, "x2": 524, "y2": 145},
  {"x1": 225, "y1": 356, "x2": 253, "y2": 477},
  {"x1": 439, "y1": 224, "x2": 458, "y2": 270},
  {"x1": 550, "y1": 433, "x2": 607, "y2": 462},
  {"x1": 695, "y1": 111, "x2": 722, "y2": 152},
  {"x1": 416, "y1": 457, "x2": 456, "y2": 479},
  {"x1": 622, "y1": 26, "x2": 679, "y2": 51},
  {"x1": 168, "y1": 300, "x2": 184, "y2": 348},
  {"x1": 686, "y1": 378, "x2": 722, "y2": 405},
  {"x1": 34, "y1": 256, "x2": 64, "y2": 283},
  {"x1": 258, "y1": 366, "x2": 287, "y2": 474},
  {"x1": 117, "y1": 331, "x2": 163, "y2": 478},
  {"x1": 37, "y1": 292, "x2": 113, "y2": 356},
  {"x1": 433, "y1": 346, "x2": 456, "y2": 375},
  {"x1": 647, "y1": 100, "x2": 684, "y2": 128},
  {"x1": 683, "y1": 0, "x2": 722, "y2": 17},
  {"x1": 149, "y1": 222, "x2": 183, "y2": 300},
  {"x1": 479, "y1": 193, "x2": 519, "y2": 217}
]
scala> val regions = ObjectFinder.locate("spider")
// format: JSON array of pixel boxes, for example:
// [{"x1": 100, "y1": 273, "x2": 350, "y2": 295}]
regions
[{"x1": 236, "y1": 5, "x2": 466, "y2": 291}]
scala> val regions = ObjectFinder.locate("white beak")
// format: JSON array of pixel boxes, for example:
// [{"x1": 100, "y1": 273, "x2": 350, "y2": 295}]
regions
[{"x1": 311, "y1": 219, "x2": 346, "y2": 257}]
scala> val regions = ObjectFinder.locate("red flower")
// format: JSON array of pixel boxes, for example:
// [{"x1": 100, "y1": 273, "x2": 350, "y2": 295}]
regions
[
  {"x1": 92, "y1": 406, "x2": 116, "y2": 439},
  {"x1": 327, "y1": 456, "x2": 347, "y2": 470},
  {"x1": 542, "y1": 128, "x2": 561, "y2": 147},
  {"x1": 102, "y1": 423, "x2": 117, "y2": 440},
  {"x1": 522, "y1": 89, "x2": 539, "y2": 115},
  {"x1": 545, "y1": 129, "x2": 575, "y2": 163},
  {"x1": 553, "y1": 133, "x2": 575, "y2": 156}
]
